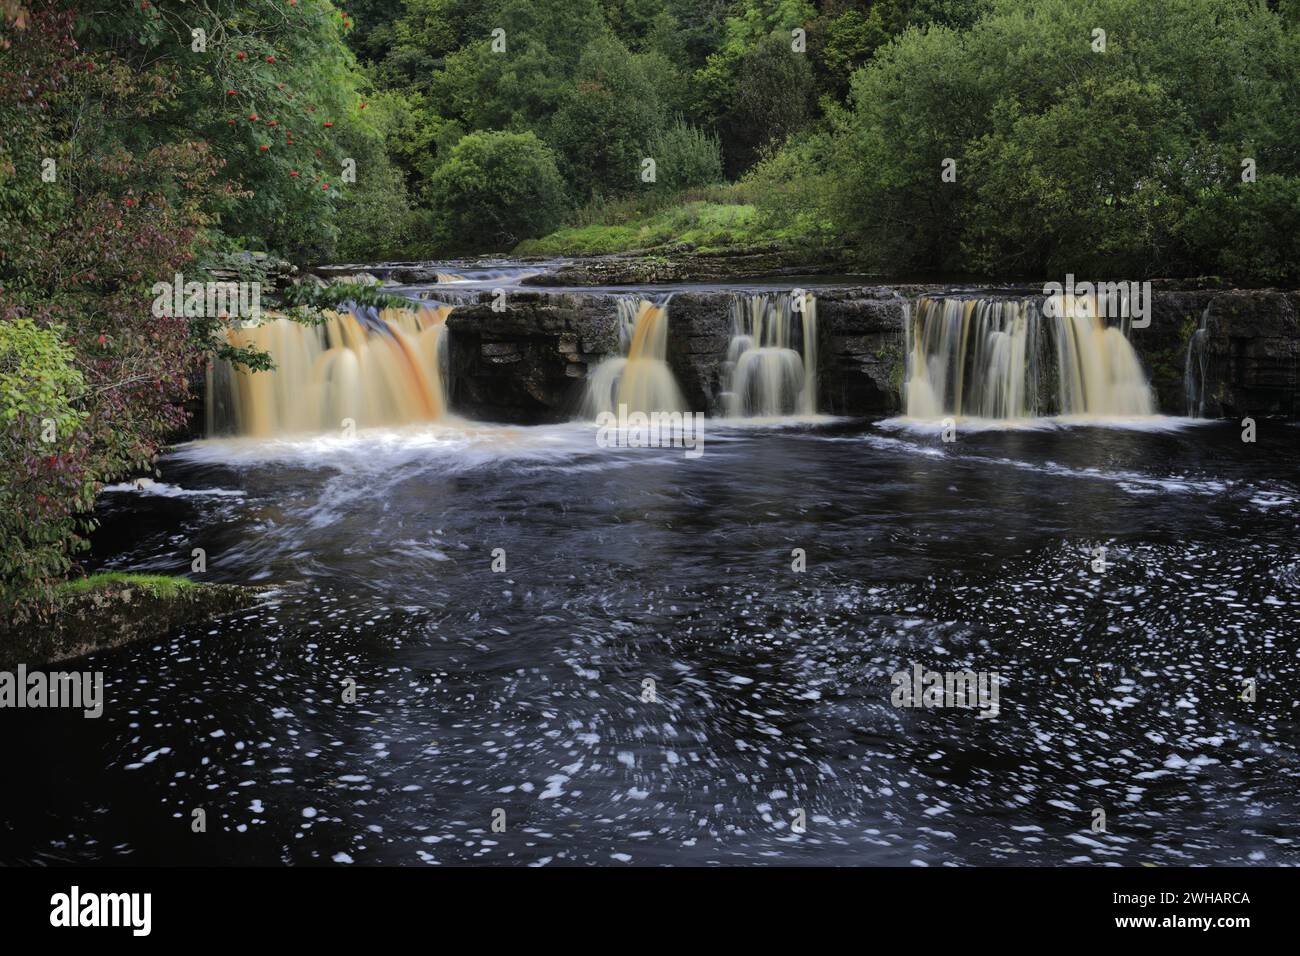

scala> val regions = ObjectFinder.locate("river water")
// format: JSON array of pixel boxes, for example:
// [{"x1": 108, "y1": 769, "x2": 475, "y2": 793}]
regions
[{"x1": 2, "y1": 414, "x2": 1296, "y2": 865}]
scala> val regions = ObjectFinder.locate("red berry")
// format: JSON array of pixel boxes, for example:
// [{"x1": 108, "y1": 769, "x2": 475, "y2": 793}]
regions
[
  {"x1": 259, "y1": 145, "x2": 269, "y2": 151},
  {"x1": 266, "y1": 56, "x2": 276, "y2": 63},
  {"x1": 322, "y1": 183, "x2": 329, "y2": 190},
  {"x1": 236, "y1": 51, "x2": 246, "y2": 61},
  {"x1": 290, "y1": 170, "x2": 299, "y2": 176},
  {"x1": 227, "y1": 89, "x2": 237, "y2": 95}
]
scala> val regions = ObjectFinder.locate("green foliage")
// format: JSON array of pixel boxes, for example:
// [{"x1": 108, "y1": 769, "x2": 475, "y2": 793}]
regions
[
  {"x1": 719, "y1": 33, "x2": 817, "y2": 176},
  {"x1": 1180, "y1": 175, "x2": 1300, "y2": 285},
  {"x1": 646, "y1": 120, "x2": 724, "y2": 193},
  {"x1": 333, "y1": 102, "x2": 420, "y2": 260},
  {"x1": 0, "y1": 315, "x2": 94, "y2": 614},
  {"x1": 57, "y1": 572, "x2": 197, "y2": 598},
  {"x1": 278, "y1": 280, "x2": 418, "y2": 312},
  {"x1": 745, "y1": 125, "x2": 840, "y2": 248},
  {"x1": 515, "y1": 191, "x2": 777, "y2": 256},
  {"x1": 426, "y1": 130, "x2": 569, "y2": 251},
  {"x1": 549, "y1": 34, "x2": 667, "y2": 198},
  {"x1": 831, "y1": 0, "x2": 1300, "y2": 281}
]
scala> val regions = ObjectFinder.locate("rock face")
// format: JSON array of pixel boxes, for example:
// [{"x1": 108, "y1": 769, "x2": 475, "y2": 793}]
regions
[
  {"x1": 191, "y1": 273, "x2": 1296, "y2": 428},
  {"x1": 1136, "y1": 288, "x2": 1299, "y2": 417},
  {"x1": 443, "y1": 287, "x2": 912, "y2": 421},
  {"x1": 446, "y1": 292, "x2": 621, "y2": 423},
  {"x1": 662, "y1": 292, "x2": 734, "y2": 414},
  {"x1": 813, "y1": 288, "x2": 914, "y2": 415},
  {"x1": 436, "y1": 283, "x2": 1298, "y2": 423}
]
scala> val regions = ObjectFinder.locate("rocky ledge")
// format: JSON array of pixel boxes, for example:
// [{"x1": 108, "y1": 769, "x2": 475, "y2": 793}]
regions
[
  {"x1": 436, "y1": 282, "x2": 1296, "y2": 423},
  {"x1": 0, "y1": 578, "x2": 265, "y2": 668},
  {"x1": 519, "y1": 245, "x2": 852, "y2": 287}
]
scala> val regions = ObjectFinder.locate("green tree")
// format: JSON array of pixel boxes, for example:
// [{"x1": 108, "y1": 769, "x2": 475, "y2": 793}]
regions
[
  {"x1": 426, "y1": 130, "x2": 568, "y2": 250},
  {"x1": 549, "y1": 35, "x2": 667, "y2": 198},
  {"x1": 833, "y1": 0, "x2": 1300, "y2": 280},
  {"x1": 646, "y1": 120, "x2": 724, "y2": 193},
  {"x1": 720, "y1": 32, "x2": 817, "y2": 176},
  {"x1": 0, "y1": 314, "x2": 94, "y2": 615}
]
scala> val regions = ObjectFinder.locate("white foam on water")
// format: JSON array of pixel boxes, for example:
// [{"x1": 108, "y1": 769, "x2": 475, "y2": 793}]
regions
[
  {"x1": 860, "y1": 429, "x2": 1298, "y2": 511},
  {"x1": 101, "y1": 478, "x2": 246, "y2": 498},
  {"x1": 176, "y1": 419, "x2": 599, "y2": 474},
  {"x1": 880, "y1": 414, "x2": 1207, "y2": 435}
]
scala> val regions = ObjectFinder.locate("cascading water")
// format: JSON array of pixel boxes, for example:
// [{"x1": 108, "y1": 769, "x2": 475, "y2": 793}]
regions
[
  {"x1": 206, "y1": 303, "x2": 452, "y2": 436},
  {"x1": 1184, "y1": 306, "x2": 1211, "y2": 417},
  {"x1": 721, "y1": 292, "x2": 819, "y2": 417},
  {"x1": 582, "y1": 297, "x2": 685, "y2": 417},
  {"x1": 904, "y1": 294, "x2": 1154, "y2": 420}
]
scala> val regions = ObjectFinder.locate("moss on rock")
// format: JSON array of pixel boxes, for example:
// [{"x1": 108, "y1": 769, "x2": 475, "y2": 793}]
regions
[{"x1": 1, "y1": 574, "x2": 263, "y2": 668}]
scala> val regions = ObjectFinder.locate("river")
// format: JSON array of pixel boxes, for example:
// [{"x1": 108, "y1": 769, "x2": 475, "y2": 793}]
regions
[{"x1": 2, "y1": 408, "x2": 1296, "y2": 865}]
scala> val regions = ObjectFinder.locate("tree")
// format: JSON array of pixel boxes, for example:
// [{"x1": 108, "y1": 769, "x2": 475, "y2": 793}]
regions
[
  {"x1": 721, "y1": 32, "x2": 817, "y2": 176},
  {"x1": 549, "y1": 35, "x2": 667, "y2": 198},
  {"x1": 426, "y1": 130, "x2": 568, "y2": 250},
  {"x1": 832, "y1": 0, "x2": 1300, "y2": 281}
]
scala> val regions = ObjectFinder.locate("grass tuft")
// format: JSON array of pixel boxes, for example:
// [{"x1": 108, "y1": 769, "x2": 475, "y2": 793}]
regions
[{"x1": 57, "y1": 573, "x2": 198, "y2": 600}]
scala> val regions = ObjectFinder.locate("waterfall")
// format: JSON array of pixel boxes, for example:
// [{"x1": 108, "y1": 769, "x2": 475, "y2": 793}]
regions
[
  {"x1": 904, "y1": 295, "x2": 1154, "y2": 420},
  {"x1": 721, "y1": 291, "x2": 819, "y2": 417},
  {"x1": 582, "y1": 297, "x2": 685, "y2": 418},
  {"x1": 206, "y1": 303, "x2": 452, "y2": 437},
  {"x1": 1184, "y1": 306, "x2": 1211, "y2": 417}
]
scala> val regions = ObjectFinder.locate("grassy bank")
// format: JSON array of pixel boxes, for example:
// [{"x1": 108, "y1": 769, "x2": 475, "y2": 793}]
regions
[
  {"x1": 56, "y1": 572, "x2": 198, "y2": 600},
  {"x1": 514, "y1": 185, "x2": 807, "y2": 258}
]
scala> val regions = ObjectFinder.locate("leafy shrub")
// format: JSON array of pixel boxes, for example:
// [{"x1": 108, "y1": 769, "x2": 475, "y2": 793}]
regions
[
  {"x1": 745, "y1": 127, "x2": 839, "y2": 247},
  {"x1": 426, "y1": 130, "x2": 569, "y2": 251},
  {"x1": 719, "y1": 33, "x2": 817, "y2": 177},
  {"x1": 646, "y1": 120, "x2": 724, "y2": 194},
  {"x1": 833, "y1": 0, "x2": 1300, "y2": 281},
  {"x1": 0, "y1": 313, "x2": 94, "y2": 616}
]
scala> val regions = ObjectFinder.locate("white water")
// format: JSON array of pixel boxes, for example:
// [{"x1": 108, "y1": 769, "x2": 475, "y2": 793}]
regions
[
  {"x1": 722, "y1": 292, "x2": 819, "y2": 417},
  {"x1": 206, "y1": 304, "x2": 452, "y2": 437},
  {"x1": 904, "y1": 295, "x2": 1154, "y2": 422},
  {"x1": 582, "y1": 297, "x2": 685, "y2": 418},
  {"x1": 1185, "y1": 306, "x2": 1211, "y2": 417}
]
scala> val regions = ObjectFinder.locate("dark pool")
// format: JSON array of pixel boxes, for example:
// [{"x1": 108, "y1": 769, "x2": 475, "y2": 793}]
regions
[{"x1": 2, "y1": 416, "x2": 1297, "y2": 865}]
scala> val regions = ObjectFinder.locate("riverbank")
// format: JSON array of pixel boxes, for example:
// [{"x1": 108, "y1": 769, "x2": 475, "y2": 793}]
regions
[{"x1": 0, "y1": 574, "x2": 264, "y2": 669}]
